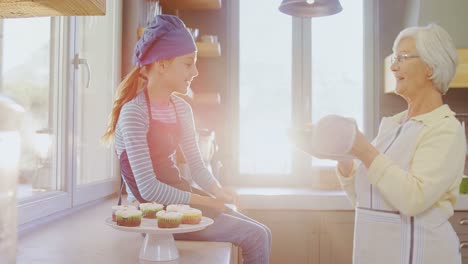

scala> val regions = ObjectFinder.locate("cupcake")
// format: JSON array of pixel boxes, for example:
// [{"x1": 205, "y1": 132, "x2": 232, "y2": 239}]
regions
[
  {"x1": 181, "y1": 208, "x2": 202, "y2": 224},
  {"x1": 166, "y1": 204, "x2": 191, "y2": 213},
  {"x1": 156, "y1": 210, "x2": 183, "y2": 228},
  {"x1": 115, "y1": 209, "x2": 142, "y2": 227},
  {"x1": 139, "y1": 203, "x2": 164, "y2": 219},
  {"x1": 111, "y1": 205, "x2": 136, "y2": 221}
]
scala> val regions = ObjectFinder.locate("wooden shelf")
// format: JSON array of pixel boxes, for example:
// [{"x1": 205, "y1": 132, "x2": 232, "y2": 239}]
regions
[
  {"x1": 160, "y1": 0, "x2": 221, "y2": 10},
  {"x1": 137, "y1": 27, "x2": 145, "y2": 39},
  {"x1": 451, "y1": 49, "x2": 468, "y2": 89},
  {"x1": 0, "y1": 0, "x2": 105, "y2": 18},
  {"x1": 196, "y1": 41, "x2": 221, "y2": 58},
  {"x1": 384, "y1": 48, "x2": 468, "y2": 94},
  {"x1": 193, "y1": 92, "x2": 221, "y2": 106},
  {"x1": 136, "y1": 28, "x2": 221, "y2": 58},
  {"x1": 383, "y1": 55, "x2": 396, "y2": 94}
]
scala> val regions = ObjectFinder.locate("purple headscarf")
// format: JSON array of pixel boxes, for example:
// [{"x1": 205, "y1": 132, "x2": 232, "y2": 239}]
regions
[{"x1": 133, "y1": 15, "x2": 197, "y2": 66}]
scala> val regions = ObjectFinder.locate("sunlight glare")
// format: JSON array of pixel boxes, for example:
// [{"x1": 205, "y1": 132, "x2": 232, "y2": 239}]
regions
[{"x1": 0, "y1": 132, "x2": 21, "y2": 169}]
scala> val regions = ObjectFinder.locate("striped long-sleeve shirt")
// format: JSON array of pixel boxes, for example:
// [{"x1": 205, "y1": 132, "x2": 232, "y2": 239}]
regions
[{"x1": 114, "y1": 91, "x2": 218, "y2": 205}]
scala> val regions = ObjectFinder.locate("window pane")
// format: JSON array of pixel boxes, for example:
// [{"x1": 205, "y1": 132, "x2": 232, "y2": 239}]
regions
[
  {"x1": 76, "y1": 3, "x2": 117, "y2": 185},
  {"x1": 239, "y1": 0, "x2": 292, "y2": 174},
  {"x1": 310, "y1": 0, "x2": 364, "y2": 166},
  {"x1": 0, "y1": 18, "x2": 58, "y2": 199}
]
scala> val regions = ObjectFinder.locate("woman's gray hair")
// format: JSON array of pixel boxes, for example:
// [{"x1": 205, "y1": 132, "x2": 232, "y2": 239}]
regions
[{"x1": 392, "y1": 23, "x2": 458, "y2": 94}]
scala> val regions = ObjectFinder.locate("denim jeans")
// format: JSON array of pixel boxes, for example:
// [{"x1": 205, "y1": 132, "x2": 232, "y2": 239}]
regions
[{"x1": 174, "y1": 209, "x2": 272, "y2": 264}]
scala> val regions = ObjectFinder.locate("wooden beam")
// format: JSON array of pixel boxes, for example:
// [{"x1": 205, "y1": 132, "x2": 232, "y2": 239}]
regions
[
  {"x1": 160, "y1": 0, "x2": 221, "y2": 10},
  {"x1": 0, "y1": 0, "x2": 106, "y2": 18},
  {"x1": 451, "y1": 49, "x2": 468, "y2": 88}
]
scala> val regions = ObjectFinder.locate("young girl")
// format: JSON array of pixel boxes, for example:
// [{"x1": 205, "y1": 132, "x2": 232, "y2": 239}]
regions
[{"x1": 102, "y1": 15, "x2": 271, "y2": 263}]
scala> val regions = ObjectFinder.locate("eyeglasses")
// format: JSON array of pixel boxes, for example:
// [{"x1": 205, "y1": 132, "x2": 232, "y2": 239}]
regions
[{"x1": 390, "y1": 53, "x2": 420, "y2": 64}]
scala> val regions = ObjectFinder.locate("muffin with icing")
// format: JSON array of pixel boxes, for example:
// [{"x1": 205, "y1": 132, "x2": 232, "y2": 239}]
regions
[
  {"x1": 181, "y1": 208, "x2": 202, "y2": 224},
  {"x1": 115, "y1": 209, "x2": 142, "y2": 227},
  {"x1": 166, "y1": 204, "x2": 191, "y2": 213},
  {"x1": 139, "y1": 202, "x2": 164, "y2": 219},
  {"x1": 156, "y1": 210, "x2": 183, "y2": 228},
  {"x1": 111, "y1": 205, "x2": 137, "y2": 221}
]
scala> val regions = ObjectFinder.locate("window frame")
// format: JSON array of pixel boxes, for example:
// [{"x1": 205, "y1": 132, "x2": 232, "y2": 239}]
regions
[
  {"x1": 70, "y1": 0, "x2": 121, "y2": 207},
  {"x1": 14, "y1": 16, "x2": 74, "y2": 225},
  {"x1": 1, "y1": 1, "x2": 122, "y2": 227}
]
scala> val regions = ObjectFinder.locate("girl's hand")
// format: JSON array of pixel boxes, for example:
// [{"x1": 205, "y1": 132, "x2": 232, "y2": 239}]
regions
[
  {"x1": 189, "y1": 193, "x2": 226, "y2": 212},
  {"x1": 214, "y1": 187, "x2": 239, "y2": 206}
]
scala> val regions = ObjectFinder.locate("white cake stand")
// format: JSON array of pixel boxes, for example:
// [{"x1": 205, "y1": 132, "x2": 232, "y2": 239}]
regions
[{"x1": 105, "y1": 216, "x2": 214, "y2": 262}]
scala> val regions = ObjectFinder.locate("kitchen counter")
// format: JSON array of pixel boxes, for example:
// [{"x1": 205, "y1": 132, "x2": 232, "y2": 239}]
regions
[
  {"x1": 17, "y1": 197, "x2": 235, "y2": 264},
  {"x1": 236, "y1": 187, "x2": 353, "y2": 210},
  {"x1": 235, "y1": 187, "x2": 468, "y2": 211}
]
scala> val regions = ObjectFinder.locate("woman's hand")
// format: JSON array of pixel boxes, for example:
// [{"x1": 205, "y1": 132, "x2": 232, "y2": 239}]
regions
[
  {"x1": 337, "y1": 160, "x2": 354, "y2": 178},
  {"x1": 350, "y1": 129, "x2": 380, "y2": 168}
]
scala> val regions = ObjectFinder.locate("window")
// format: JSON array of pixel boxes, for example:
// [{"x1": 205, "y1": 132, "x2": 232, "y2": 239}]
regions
[
  {"x1": 0, "y1": 1, "x2": 122, "y2": 226},
  {"x1": 233, "y1": 0, "x2": 370, "y2": 185},
  {"x1": 73, "y1": 0, "x2": 121, "y2": 205},
  {"x1": 310, "y1": 0, "x2": 364, "y2": 167},
  {"x1": 238, "y1": 0, "x2": 292, "y2": 175},
  {"x1": 0, "y1": 16, "x2": 72, "y2": 225},
  {"x1": 0, "y1": 17, "x2": 61, "y2": 199}
]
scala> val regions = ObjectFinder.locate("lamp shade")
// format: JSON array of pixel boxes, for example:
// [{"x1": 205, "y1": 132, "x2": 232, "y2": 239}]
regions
[{"x1": 279, "y1": 0, "x2": 343, "y2": 17}]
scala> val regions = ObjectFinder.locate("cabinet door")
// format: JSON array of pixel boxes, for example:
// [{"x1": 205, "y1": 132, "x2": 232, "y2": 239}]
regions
[
  {"x1": 450, "y1": 211, "x2": 468, "y2": 263},
  {"x1": 243, "y1": 210, "x2": 320, "y2": 264},
  {"x1": 459, "y1": 234, "x2": 468, "y2": 264},
  {"x1": 73, "y1": 0, "x2": 121, "y2": 204},
  {"x1": 319, "y1": 212, "x2": 355, "y2": 264}
]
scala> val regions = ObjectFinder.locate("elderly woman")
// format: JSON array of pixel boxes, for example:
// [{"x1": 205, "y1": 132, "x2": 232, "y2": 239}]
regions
[{"x1": 337, "y1": 24, "x2": 466, "y2": 263}]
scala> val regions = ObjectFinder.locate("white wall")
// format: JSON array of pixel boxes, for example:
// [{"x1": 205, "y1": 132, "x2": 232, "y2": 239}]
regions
[{"x1": 417, "y1": 0, "x2": 468, "y2": 47}]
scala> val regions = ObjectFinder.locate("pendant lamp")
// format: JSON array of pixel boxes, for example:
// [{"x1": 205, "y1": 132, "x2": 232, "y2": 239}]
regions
[{"x1": 279, "y1": 0, "x2": 343, "y2": 17}]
